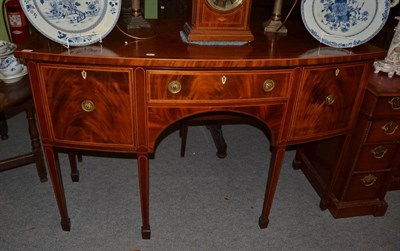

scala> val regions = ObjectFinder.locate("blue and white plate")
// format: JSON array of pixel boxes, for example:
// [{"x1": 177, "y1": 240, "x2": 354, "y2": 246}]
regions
[
  {"x1": 20, "y1": 0, "x2": 121, "y2": 46},
  {"x1": 301, "y1": 0, "x2": 391, "y2": 48}
]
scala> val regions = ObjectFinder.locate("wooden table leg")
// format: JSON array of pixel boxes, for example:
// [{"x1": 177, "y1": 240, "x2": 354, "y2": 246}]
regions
[
  {"x1": 68, "y1": 153, "x2": 79, "y2": 182},
  {"x1": 207, "y1": 124, "x2": 227, "y2": 159},
  {"x1": 44, "y1": 146, "x2": 71, "y2": 231},
  {"x1": 0, "y1": 111, "x2": 8, "y2": 140},
  {"x1": 138, "y1": 153, "x2": 151, "y2": 239},
  {"x1": 25, "y1": 103, "x2": 47, "y2": 182},
  {"x1": 259, "y1": 145, "x2": 286, "y2": 229}
]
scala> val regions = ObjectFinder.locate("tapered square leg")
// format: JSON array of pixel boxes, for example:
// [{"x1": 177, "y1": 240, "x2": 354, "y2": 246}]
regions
[
  {"x1": 138, "y1": 153, "x2": 151, "y2": 239},
  {"x1": 44, "y1": 146, "x2": 70, "y2": 231},
  {"x1": 259, "y1": 145, "x2": 286, "y2": 229}
]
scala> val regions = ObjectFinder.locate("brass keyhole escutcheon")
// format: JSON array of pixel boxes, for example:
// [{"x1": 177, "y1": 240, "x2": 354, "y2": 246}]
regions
[
  {"x1": 335, "y1": 68, "x2": 340, "y2": 76},
  {"x1": 263, "y1": 79, "x2": 275, "y2": 92},
  {"x1": 381, "y1": 121, "x2": 398, "y2": 135},
  {"x1": 361, "y1": 174, "x2": 377, "y2": 187},
  {"x1": 371, "y1": 145, "x2": 388, "y2": 159},
  {"x1": 221, "y1": 75, "x2": 227, "y2": 85},
  {"x1": 168, "y1": 80, "x2": 182, "y2": 94},
  {"x1": 325, "y1": 94, "x2": 336, "y2": 105},
  {"x1": 81, "y1": 70, "x2": 87, "y2": 79},
  {"x1": 81, "y1": 100, "x2": 95, "y2": 112},
  {"x1": 388, "y1": 97, "x2": 400, "y2": 110}
]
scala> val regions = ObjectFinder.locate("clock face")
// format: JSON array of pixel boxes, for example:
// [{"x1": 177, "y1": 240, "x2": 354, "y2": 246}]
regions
[{"x1": 206, "y1": 0, "x2": 243, "y2": 12}]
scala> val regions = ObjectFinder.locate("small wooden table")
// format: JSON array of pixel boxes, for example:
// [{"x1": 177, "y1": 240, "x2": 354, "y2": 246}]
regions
[{"x1": 0, "y1": 76, "x2": 47, "y2": 181}]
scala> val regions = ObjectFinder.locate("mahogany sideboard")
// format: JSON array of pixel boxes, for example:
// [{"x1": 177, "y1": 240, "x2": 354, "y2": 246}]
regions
[
  {"x1": 14, "y1": 20, "x2": 386, "y2": 239},
  {"x1": 294, "y1": 72, "x2": 400, "y2": 218}
]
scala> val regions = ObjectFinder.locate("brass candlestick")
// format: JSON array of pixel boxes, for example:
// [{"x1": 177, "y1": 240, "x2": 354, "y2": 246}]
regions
[
  {"x1": 264, "y1": 0, "x2": 288, "y2": 34},
  {"x1": 124, "y1": 0, "x2": 150, "y2": 30}
]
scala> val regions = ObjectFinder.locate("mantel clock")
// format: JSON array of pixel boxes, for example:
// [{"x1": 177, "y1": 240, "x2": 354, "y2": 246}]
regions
[{"x1": 183, "y1": 0, "x2": 254, "y2": 43}]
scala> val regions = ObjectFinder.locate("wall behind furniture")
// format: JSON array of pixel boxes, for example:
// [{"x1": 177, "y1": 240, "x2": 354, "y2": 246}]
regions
[{"x1": 145, "y1": 0, "x2": 158, "y2": 19}]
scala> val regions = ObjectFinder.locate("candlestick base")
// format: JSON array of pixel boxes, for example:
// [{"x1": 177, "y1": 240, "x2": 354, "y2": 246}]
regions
[
  {"x1": 123, "y1": 8, "x2": 151, "y2": 30},
  {"x1": 264, "y1": 18, "x2": 287, "y2": 34}
]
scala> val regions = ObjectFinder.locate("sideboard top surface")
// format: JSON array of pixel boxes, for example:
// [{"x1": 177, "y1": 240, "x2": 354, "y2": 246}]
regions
[{"x1": 15, "y1": 20, "x2": 386, "y2": 68}]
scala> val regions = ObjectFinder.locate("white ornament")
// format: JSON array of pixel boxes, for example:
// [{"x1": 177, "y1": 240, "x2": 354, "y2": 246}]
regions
[{"x1": 374, "y1": 17, "x2": 400, "y2": 78}]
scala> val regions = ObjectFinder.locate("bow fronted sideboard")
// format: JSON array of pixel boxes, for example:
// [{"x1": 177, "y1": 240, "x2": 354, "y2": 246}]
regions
[{"x1": 15, "y1": 20, "x2": 387, "y2": 239}]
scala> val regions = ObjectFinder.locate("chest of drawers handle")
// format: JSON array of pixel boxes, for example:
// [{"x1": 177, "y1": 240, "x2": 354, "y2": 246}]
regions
[
  {"x1": 263, "y1": 79, "x2": 275, "y2": 92},
  {"x1": 388, "y1": 97, "x2": 400, "y2": 110},
  {"x1": 371, "y1": 145, "x2": 388, "y2": 159},
  {"x1": 81, "y1": 100, "x2": 95, "y2": 112},
  {"x1": 381, "y1": 121, "x2": 398, "y2": 135},
  {"x1": 361, "y1": 174, "x2": 378, "y2": 187}
]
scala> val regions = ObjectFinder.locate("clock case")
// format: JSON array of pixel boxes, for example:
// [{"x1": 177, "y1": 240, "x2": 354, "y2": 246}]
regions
[{"x1": 183, "y1": 0, "x2": 254, "y2": 43}]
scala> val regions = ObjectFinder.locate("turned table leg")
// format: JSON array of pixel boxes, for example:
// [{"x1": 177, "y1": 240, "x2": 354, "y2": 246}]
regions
[
  {"x1": 259, "y1": 145, "x2": 286, "y2": 228},
  {"x1": 25, "y1": 103, "x2": 47, "y2": 182},
  {"x1": 207, "y1": 124, "x2": 227, "y2": 159},
  {"x1": 138, "y1": 153, "x2": 151, "y2": 239}
]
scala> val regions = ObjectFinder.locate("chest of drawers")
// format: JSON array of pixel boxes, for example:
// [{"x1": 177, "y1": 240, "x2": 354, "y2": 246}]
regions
[
  {"x1": 294, "y1": 73, "x2": 400, "y2": 218},
  {"x1": 361, "y1": 73, "x2": 400, "y2": 191}
]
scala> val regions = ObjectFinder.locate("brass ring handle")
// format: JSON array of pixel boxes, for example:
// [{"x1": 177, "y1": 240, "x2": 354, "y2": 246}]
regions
[
  {"x1": 381, "y1": 121, "x2": 398, "y2": 135},
  {"x1": 388, "y1": 97, "x2": 400, "y2": 110},
  {"x1": 168, "y1": 80, "x2": 182, "y2": 94},
  {"x1": 81, "y1": 100, "x2": 95, "y2": 112},
  {"x1": 371, "y1": 145, "x2": 388, "y2": 159},
  {"x1": 263, "y1": 79, "x2": 275, "y2": 92},
  {"x1": 361, "y1": 174, "x2": 377, "y2": 187},
  {"x1": 325, "y1": 94, "x2": 336, "y2": 105}
]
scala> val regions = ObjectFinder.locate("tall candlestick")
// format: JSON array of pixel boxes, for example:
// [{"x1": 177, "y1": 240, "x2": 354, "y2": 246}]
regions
[
  {"x1": 264, "y1": 0, "x2": 287, "y2": 34},
  {"x1": 132, "y1": 0, "x2": 141, "y2": 17}
]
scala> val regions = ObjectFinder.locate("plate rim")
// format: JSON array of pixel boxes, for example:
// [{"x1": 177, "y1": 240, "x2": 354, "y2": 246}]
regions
[
  {"x1": 19, "y1": 0, "x2": 121, "y2": 47},
  {"x1": 301, "y1": 0, "x2": 391, "y2": 48}
]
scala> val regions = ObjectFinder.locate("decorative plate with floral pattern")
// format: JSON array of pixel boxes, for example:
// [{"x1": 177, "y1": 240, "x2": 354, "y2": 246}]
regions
[
  {"x1": 301, "y1": 0, "x2": 391, "y2": 48},
  {"x1": 20, "y1": 0, "x2": 121, "y2": 46}
]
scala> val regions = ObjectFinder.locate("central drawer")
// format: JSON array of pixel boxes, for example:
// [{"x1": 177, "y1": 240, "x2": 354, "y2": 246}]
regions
[{"x1": 147, "y1": 70, "x2": 293, "y2": 103}]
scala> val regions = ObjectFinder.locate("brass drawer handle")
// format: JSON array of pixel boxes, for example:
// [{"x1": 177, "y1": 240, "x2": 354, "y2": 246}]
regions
[
  {"x1": 381, "y1": 121, "x2": 398, "y2": 135},
  {"x1": 263, "y1": 79, "x2": 275, "y2": 92},
  {"x1": 335, "y1": 68, "x2": 340, "y2": 76},
  {"x1": 371, "y1": 145, "x2": 388, "y2": 159},
  {"x1": 168, "y1": 80, "x2": 182, "y2": 94},
  {"x1": 81, "y1": 70, "x2": 87, "y2": 79},
  {"x1": 361, "y1": 174, "x2": 377, "y2": 187},
  {"x1": 81, "y1": 100, "x2": 95, "y2": 112},
  {"x1": 325, "y1": 94, "x2": 336, "y2": 105},
  {"x1": 388, "y1": 97, "x2": 400, "y2": 110}
]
